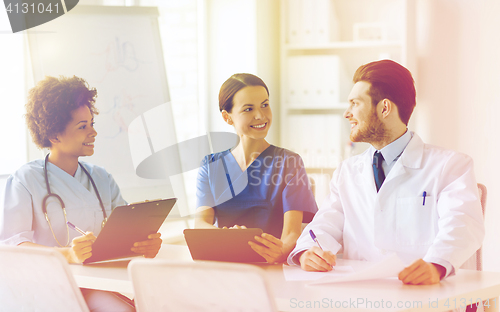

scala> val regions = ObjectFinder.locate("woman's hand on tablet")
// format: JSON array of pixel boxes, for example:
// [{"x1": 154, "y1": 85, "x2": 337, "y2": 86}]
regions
[
  {"x1": 131, "y1": 233, "x2": 162, "y2": 258},
  {"x1": 248, "y1": 233, "x2": 285, "y2": 264},
  {"x1": 222, "y1": 225, "x2": 247, "y2": 229}
]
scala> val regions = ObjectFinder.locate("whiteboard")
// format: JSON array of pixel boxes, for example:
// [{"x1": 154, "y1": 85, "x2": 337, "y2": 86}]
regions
[{"x1": 27, "y1": 6, "x2": 187, "y2": 213}]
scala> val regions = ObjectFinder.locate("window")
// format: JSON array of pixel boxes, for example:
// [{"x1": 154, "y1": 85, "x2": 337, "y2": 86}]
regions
[{"x1": 0, "y1": 10, "x2": 26, "y2": 176}]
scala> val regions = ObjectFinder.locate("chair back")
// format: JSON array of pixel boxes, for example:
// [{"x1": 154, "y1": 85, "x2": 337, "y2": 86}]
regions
[
  {"x1": 0, "y1": 245, "x2": 89, "y2": 312},
  {"x1": 460, "y1": 183, "x2": 487, "y2": 271},
  {"x1": 129, "y1": 259, "x2": 277, "y2": 312}
]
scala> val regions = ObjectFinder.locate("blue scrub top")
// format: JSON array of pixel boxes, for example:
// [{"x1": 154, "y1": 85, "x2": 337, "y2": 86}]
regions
[{"x1": 196, "y1": 145, "x2": 318, "y2": 238}]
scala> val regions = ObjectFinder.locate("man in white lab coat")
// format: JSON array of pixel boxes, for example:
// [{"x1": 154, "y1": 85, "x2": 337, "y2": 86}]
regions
[{"x1": 287, "y1": 60, "x2": 485, "y2": 285}]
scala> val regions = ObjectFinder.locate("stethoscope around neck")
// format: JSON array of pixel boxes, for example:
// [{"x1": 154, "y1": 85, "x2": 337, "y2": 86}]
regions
[{"x1": 43, "y1": 154, "x2": 108, "y2": 247}]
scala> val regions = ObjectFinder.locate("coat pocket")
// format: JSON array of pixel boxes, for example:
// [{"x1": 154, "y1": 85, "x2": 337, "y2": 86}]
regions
[{"x1": 396, "y1": 195, "x2": 437, "y2": 246}]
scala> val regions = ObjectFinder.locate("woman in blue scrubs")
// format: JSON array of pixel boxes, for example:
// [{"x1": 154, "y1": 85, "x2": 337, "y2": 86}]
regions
[
  {"x1": 196, "y1": 73, "x2": 318, "y2": 263},
  {"x1": 0, "y1": 76, "x2": 161, "y2": 312}
]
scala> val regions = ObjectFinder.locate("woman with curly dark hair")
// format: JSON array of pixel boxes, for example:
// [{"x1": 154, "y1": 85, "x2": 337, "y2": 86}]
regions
[{"x1": 0, "y1": 76, "x2": 159, "y2": 312}]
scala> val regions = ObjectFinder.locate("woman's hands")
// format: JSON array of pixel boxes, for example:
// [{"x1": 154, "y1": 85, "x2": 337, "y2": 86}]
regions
[
  {"x1": 248, "y1": 210, "x2": 304, "y2": 264},
  {"x1": 229, "y1": 210, "x2": 304, "y2": 264},
  {"x1": 223, "y1": 225, "x2": 247, "y2": 229},
  {"x1": 131, "y1": 233, "x2": 162, "y2": 258},
  {"x1": 67, "y1": 232, "x2": 96, "y2": 264},
  {"x1": 67, "y1": 232, "x2": 162, "y2": 262},
  {"x1": 23, "y1": 231, "x2": 162, "y2": 264},
  {"x1": 221, "y1": 225, "x2": 286, "y2": 263},
  {"x1": 248, "y1": 233, "x2": 285, "y2": 264}
]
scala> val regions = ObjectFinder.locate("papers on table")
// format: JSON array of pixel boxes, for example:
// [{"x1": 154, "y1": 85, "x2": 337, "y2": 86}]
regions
[
  {"x1": 283, "y1": 265, "x2": 355, "y2": 281},
  {"x1": 283, "y1": 254, "x2": 407, "y2": 285}
]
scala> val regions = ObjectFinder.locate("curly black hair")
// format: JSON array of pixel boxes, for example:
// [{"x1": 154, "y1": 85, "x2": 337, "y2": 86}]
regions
[{"x1": 25, "y1": 76, "x2": 98, "y2": 149}]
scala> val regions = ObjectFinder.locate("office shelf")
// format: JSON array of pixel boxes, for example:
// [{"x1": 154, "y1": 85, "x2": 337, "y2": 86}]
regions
[
  {"x1": 279, "y1": 0, "x2": 416, "y2": 201},
  {"x1": 286, "y1": 40, "x2": 403, "y2": 51}
]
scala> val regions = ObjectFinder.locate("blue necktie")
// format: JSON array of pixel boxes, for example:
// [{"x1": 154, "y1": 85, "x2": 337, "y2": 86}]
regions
[{"x1": 372, "y1": 151, "x2": 385, "y2": 192}]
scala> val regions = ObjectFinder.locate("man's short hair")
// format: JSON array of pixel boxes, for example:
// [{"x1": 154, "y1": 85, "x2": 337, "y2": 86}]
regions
[{"x1": 353, "y1": 60, "x2": 416, "y2": 125}]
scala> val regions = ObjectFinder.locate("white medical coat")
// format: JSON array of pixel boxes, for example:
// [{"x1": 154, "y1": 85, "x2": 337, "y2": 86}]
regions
[
  {"x1": 0, "y1": 159, "x2": 125, "y2": 247},
  {"x1": 288, "y1": 133, "x2": 485, "y2": 275}
]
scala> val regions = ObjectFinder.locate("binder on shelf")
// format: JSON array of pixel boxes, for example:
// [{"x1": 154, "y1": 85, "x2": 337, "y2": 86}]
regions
[
  {"x1": 315, "y1": 0, "x2": 339, "y2": 43},
  {"x1": 287, "y1": 0, "x2": 302, "y2": 45},
  {"x1": 286, "y1": 0, "x2": 339, "y2": 45},
  {"x1": 300, "y1": 0, "x2": 315, "y2": 44},
  {"x1": 286, "y1": 114, "x2": 345, "y2": 168},
  {"x1": 286, "y1": 55, "x2": 343, "y2": 109}
]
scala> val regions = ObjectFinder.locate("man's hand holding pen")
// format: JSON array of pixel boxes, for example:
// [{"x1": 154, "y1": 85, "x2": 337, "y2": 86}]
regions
[
  {"x1": 299, "y1": 246, "x2": 336, "y2": 272},
  {"x1": 299, "y1": 230, "x2": 336, "y2": 271}
]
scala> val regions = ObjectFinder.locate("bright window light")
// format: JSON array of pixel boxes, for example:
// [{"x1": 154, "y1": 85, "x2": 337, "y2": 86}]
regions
[{"x1": 0, "y1": 13, "x2": 26, "y2": 175}]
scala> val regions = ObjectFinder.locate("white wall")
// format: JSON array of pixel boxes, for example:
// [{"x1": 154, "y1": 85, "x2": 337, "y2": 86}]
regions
[
  {"x1": 415, "y1": 0, "x2": 500, "y2": 271},
  {"x1": 205, "y1": 0, "x2": 280, "y2": 144}
]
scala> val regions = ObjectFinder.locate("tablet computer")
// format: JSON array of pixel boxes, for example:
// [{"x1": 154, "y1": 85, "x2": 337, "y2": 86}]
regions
[
  {"x1": 183, "y1": 228, "x2": 266, "y2": 263},
  {"x1": 84, "y1": 198, "x2": 177, "y2": 264}
]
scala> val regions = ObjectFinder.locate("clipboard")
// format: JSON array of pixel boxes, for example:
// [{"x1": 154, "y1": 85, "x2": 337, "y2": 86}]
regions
[
  {"x1": 183, "y1": 228, "x2": 266, "y2": 263},
  {"x1": 83, "y1": 198, "x2": 177, "y2": 264}
]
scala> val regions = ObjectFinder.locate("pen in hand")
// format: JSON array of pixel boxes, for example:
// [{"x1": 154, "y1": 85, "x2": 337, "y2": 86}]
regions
[
  {"x1": 309, "y1": 230, "x2": 334, "y2": 269},
  {"x1": 67, "y1": 221, "x2": 86, "y2": 236}
]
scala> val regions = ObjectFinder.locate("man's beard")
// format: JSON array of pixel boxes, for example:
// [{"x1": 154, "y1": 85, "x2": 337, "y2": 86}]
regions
[{"x1": 350, "y1": 111, "x2": 389, "y2": 146}]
